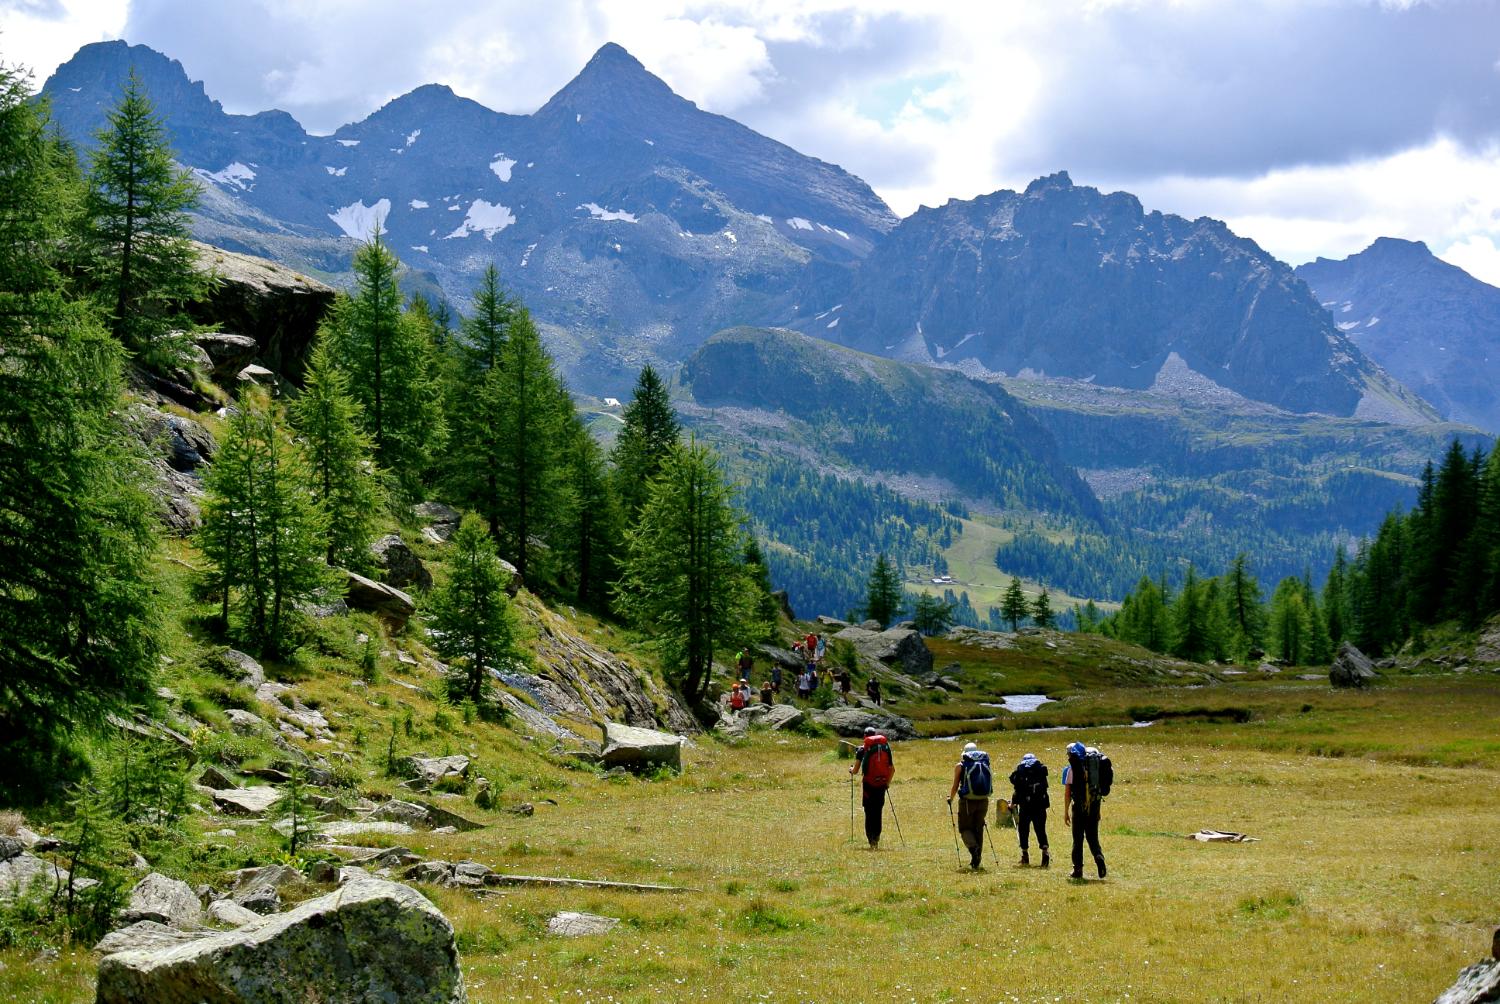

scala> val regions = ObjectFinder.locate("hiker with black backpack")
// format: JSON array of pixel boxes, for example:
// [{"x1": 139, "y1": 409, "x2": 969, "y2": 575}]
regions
[
  {"x1": 1062, "y1": 741, "x2": 1112, "y2": 880},
  {"x1": 947, "y1": 742, "x2": 993, "y2": 869},
  {"x1": 849, "y1": 726, "x2": 894, "y2": 849},
  {"x1": 1008, "y1": 752, "x2": 1050, "y2": 867}
]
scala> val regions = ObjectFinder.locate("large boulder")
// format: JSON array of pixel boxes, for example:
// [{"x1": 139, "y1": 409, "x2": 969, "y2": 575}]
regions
[
  {"x1": 812, "y1": 705, "x2": 917, "y2": 740},
  {"x1": 1434, "y1": 958, "x2": 1500, "y2": 1004},
  {"x1": 370, "y1": 534, "x2": 433, "y2": 591},
  {"x1": 94, "y1": 878, "x2": 466, "y2": 1004},
  {"x1": 402, "y1": 755, "x2": 470, "y2": 790},
  {"x1": 762, "y1": 704, "x2": 806, "y2": 731},
  {"x1": 210, "y1": 787, "x2": 281, "y2": 817},
  {"x1": 95, "y1": 921, "x2": 207, "y2": 956},
  {"x1": 126, "y1": 405, "x2": 217, "y2": 474},
  {"x1": 547, "y1": 912, "x2": 619, "y2": 937},
  {"x1": 832, "y1": 625, "x2": 934, "y2": 677},
  {"x1": 118, "y1": 873, "x2": 203, "y2": 929},
  {"x1": 187, "y1": 243, "x2": 336, "y2": 382},
  {"x1": 600, "y1": 722, "x2": 683, "y2": 773},
  {"x1": 344, "y1": 570, "x2": 416, "y2": 630},
  {"x1": 193, "y1": 332, "x2": 259, "y2": 382},
  {"x1": 413, "y1": 501, "x2": 461, "y2": 543},
  {"x1": 1330, "y1": 642, "x2": 1377, "y2": 688},
  {"x1": 0, "y1": 851, "x2": 76, "y2": 899}
]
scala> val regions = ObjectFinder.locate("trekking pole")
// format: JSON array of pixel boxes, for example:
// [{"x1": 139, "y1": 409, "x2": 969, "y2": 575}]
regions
[
  {"x1": 984, "y1": 814, "x2": 1001, "y2": 869},
  {"x1": 946, "y1": 799, "x2": 963, "y2": 869},
  {"x1": 848, "y1": 773, "x2": 855, "y2": 844},
  {"x1": 886, "y1": 788, "x2": 907, "y2": 849}
]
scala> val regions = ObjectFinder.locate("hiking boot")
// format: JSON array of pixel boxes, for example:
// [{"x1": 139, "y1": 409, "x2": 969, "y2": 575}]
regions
[
  {"x1": 1040, "y1": 849, "x2": 1050, "y2": 869},
  {"x1": 1069, "y1": 866, "x2": 1083, "y2": 879},
  {"x1": 1020, "y1": 849, "x2": 1029, "y2": 866},
  {"x1": 970, "y1": 847, "x2": 981, "y2": 870},
  {"x1": 1095, "y1": 856, "x2": 1107, "y2": 879}
]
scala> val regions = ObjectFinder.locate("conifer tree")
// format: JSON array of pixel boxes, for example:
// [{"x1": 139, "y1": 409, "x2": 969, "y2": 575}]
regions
[
  {"x1": 0, "y1": 66, "x2": 164, "y2": 798},
  {"x1": 460, "y1": 264, "x2": 514, "y2": 372},
  {"x1": 864, "y1": 553, "x2": 904, "y2": 628},
  {"x1": 1322, "y1": 546, "x2": 1351, "y2": 647},
  {"x1": 743, "y1": 536, "x2": 783, "y2": 634},
  {"x1": 616, "y1": 441, "x2": 761, "y2": 704},
  {"x1": 1031, "y1": 587, "x2": 1055, "y2": 629},
  {"x1": 913, "y1": 592, "x2": 956, "y2": 635},
  {"x1": 611, "y1": 364, "x2": 681, "y2": 522},
  {"x1": 199, "y1": 391, "x2": 335, "y2": 656},
  {"x1": 82, "y1": 70, "x2": 203, "y2": 369},
  {"x1": 556, "y1": 417, "x2": 622, "y2": 610},
  {"x1": 1171, "y1": 565, "x2": 1209, "y2": 661},
  {"x1": 1268, "y1": 577, "x2": 1312, "y2": 665},
  {"x1": 1222, "y1": 554, "x2": 1265, "y2": 659},
  {"x1": 324, "y1": 233, "x2": 445, "y2": 494},
  {"x1": 291, "y1": 342, "x2": 383, "y2": 569},
  {"x1": 1001, "y1": 576, "x2": 1030, "y2": 632},
  {"x1": 429, "y1": 515, "x2": 526, "y2": 705}
]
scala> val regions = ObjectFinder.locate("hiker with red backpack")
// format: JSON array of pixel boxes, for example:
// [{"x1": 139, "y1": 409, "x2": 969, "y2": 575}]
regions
[
  {"x1": 1009, "y1": 752, "x2": 1050, "y2": 867},
  {"x1": 1062, "y1": 741, "x2": 1112, "y2": 879},
  {"x1": 849, "y1": 726, "x2": 894, "y2": 849},
  {"x1": 947, "y1": 742, "x2": 993, "y2": 869}
]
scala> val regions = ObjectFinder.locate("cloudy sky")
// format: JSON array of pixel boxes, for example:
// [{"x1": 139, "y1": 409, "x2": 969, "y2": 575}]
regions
[{"x1": 5, "y1": 0, "x2": 1500, "y2": 281}]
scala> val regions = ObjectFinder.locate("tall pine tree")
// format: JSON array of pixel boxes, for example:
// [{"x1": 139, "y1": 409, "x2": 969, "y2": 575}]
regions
[
  {"x1": 864, "y1": 553, "x2": 904, "y2": 628},
  {"x1": 428, "y1": 515, "x2": 525, "y2": 707},
  {"x1": 1000, "y1": 576, "x2": 1030, "y2": 633},
  {"x1": 610, "y1": 364, "x2": 681, "y2": 523}
]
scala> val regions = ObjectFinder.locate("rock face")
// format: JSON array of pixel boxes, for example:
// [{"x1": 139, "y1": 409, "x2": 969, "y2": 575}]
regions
[
  {"x1": 210, "y1": 787, "x2": 281, "y2": 817},
  {"x1": 187, "y1": 243, "x2": 337, "y2": 382},
  {"x1": 193, "y1": 332, "x2": 259, "y2": 382},
  {"x1": 403, "y1": 755, "x2": 470, "y2": 790},
  {"x1": 125, "y1": 404, "x2": 217, "y2": 535},
  {"x1": 0, "y1": 851, "x2": 77, "y2": 899},
  {"x1": 1433, "y1": 957, "x2": 1500, "y2": 1004},
  {"x1": 205, "y1": 899, "x2": 261, "y2": 928},
  {"x1": 414, "y1": 502, "x2": 462, "y2": 543},
  {"x1": 118, "y1": 873, "x2": 203, "y2": 929},
  {"x1": 831, "y1": 624, "x2": 934, "y2": 678},
  {"x1": 344, "y1": 570, "x2": 417, "y2": 629},
  {"x1": 95, "y1": 921, "x2": 207, "y2": 956},
  {"x1": 94, "y1": 878, "x2": 467, "y2": 1004},
  {"x1": 370, "y1": 534, "x2": 432, "y2": 590},
  {"x1": 813, "y1": 706, "x2": 917, "y2": 740},
  {"x1": 1330, "y1": 642, "x2": 1377, "y2": 688},
  {"x1": 600, "y1": 722, "x2": 683, "y2": 773}
]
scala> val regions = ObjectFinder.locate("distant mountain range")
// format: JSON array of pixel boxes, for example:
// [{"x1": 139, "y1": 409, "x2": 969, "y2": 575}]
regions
[{"x1": 1298, "y1": 238, "x2": 1500, "y2": 432}]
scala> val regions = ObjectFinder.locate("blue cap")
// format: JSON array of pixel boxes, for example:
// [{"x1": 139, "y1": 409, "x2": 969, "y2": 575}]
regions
[{"x1": 1067, "y1": 741, "x2": 1086, "y2": 757}]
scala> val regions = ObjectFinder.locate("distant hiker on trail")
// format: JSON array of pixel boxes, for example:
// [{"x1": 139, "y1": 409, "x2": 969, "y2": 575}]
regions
[
  {"x1": 797, "y1": 668, "x2": 814, "y2": 700},
  {"x1": 866, "y1": 677, "x2": 882, "y2": 706},
  {"x1": 947, "y1": 742, "x2": 993, "y2": 869},
  {"x1": 1063, "y1": 741, "x2": 1112, "y2": 880},
  {"x1": 729, "y1": 680, "x2": 749, "y2": 711},
  {"x1": 769, "y1": 663, "x2": 783, "y2": 693},
  {"x1": 815, "y1": 634, "x2": 827, "y2": 662},
  {"x1": 1009, "y1": 752, "x2": 1050, "y2": 868},
  {"x1": 805, "y1": 633, "x2": 818, "y2": 661},
  {"x1": 850, "y1": 726, "x2": 894, "y2": 849},
  {"x1": 760, "y1": 680, "x2": 774, "y2": 706},
  {"x1": 737, "y1": 648, "x2": 754, "y2": 680},
  {"x1": 837, "y1": 667, "x2": 852, "y2": 703}
]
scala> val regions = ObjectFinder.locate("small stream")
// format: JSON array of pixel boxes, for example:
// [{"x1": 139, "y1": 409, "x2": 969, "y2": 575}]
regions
[{"x1": 978, "y1": 694, "x2": 1056, "y2": 713}]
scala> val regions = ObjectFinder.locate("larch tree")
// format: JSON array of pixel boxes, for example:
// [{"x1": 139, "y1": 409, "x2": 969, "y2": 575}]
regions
[
  {"x1": 82, "y1": 69, "x2": 203, "y2": 370},
  {"x1": 615, "y1": 441, "x2": 762, "y2": 705},
  {"x1": 1000, "y1": 576, "x2": 1030, "y2": 632},
  {"x1": 0, "y1": 65, "x2": 164, "y2": 799},
  {"x1": 864, "y1": 553, "x2": 904, "y2": 628},
  {"x1": 610, "y1": 364, "x2": 681, "y2": 523},
  {"x1": 555, "y1": 416, "x2": 622, "y2": 611},
  {"x1": 291, "y1": 341, "x2": 384, "y2": 569},
  {"x1": 1031, "y1": 587, "x2": 1055, "y2": 630},
  {"x1": 199, "y1": 390, "x2": 335, "y2": 656},
  {"x1": 428, "y1": 515, "x2": 525, "y2": 707}
]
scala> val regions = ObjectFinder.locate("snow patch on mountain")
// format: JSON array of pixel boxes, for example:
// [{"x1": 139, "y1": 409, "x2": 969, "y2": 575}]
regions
[
  {"x1": 579, "y1": 202, "x2": 638, "y2": 223},
  {"x1": 490, "y1": 155, "x2": 516, "y2": 182},
  {"x1": 336, "y1": 139, "x2": 359, "y2": 147},
  {"x1": 787, "y1": 217, "x2": 813, "y2": 231},
  {"x1": 324, "y1": 166, "x2": 346, "y2": 177},
  {"x1": 196, "y1": 162, "x2": 256, "y2": 190},
  {"x1": 327, "y1": 198, "x2": 391, "y2": 241},
  {"x1": 405, "y1": 129, "x2": 421, "y2": 148},
  {"x1": 445, "y1": 200, "x2": 516, "y2": 240},
  {"x1": 409, "y1": 199, "x2": 429, "y2": 209}
]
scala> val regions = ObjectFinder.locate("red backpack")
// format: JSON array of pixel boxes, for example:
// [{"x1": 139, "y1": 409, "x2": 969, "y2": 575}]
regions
[
  {"x1": 730, "y1": 686, "x2": 747, "y2": 710},
  {"x1": 861, "y1": 735, "x2": 894, "y2": 788}
]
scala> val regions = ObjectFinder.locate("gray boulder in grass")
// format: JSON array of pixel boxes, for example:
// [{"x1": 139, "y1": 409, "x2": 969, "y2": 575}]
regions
[
  {"x1": 94, "y1": 878, "x2": 466, "y2": 1004},
  {"x1": 600, "y1": 722, "x2": 683, "y2": 773},
  {"x1": 117, "y1": 873, "x2": 203, "y2": 929},
  {"x1": 1329, "y1": 642, "x2": 1377, "y2": 688}
]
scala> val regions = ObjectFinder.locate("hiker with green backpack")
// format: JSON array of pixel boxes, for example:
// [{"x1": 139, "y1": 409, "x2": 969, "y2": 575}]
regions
[
  {"x1": 946, "y1": 742, "x2": 993, "y2": 869},
  {"x1": 1062, "y1": 741, "x2": 1112, "y2": 880}
]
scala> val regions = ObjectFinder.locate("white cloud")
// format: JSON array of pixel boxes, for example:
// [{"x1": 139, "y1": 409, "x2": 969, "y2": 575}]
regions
[{"x1": 1440, "y1": 235, "x2": 1500, "y2": 288}]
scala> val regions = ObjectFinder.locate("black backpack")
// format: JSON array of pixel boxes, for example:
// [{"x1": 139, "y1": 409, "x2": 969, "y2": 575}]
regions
[
  {"x1": 1083, "y1": 751, "x2": 1113, "y2": 800},
  {"x1": 1010, "y1": 760, "x2": 1048, "y2": 808}
]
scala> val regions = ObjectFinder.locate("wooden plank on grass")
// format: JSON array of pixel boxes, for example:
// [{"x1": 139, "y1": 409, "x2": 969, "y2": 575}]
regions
[{"x1": 484, "y1": 873, "x2": 695, "y2": 893}]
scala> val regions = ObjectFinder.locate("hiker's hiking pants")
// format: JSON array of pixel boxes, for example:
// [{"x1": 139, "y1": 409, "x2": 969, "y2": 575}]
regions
[
  {"x1": 1071, "y1": 804, "x2": 1103, "y2": 872},
  {"x1": 958, "y1": 797, "x2": 988, "y2": 862},
  {"x1": 862, "y1": 782, "x2": 887, "y2": 845},
  {"x1": 1017, "y1": 803, "x2": 1048, "y2": 852}
]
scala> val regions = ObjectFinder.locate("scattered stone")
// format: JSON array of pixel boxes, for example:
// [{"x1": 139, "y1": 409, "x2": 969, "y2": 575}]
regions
[
  {"x1": 1434, "y1": 957, "x2": 1500, "y2": 1004},
  {"x1": 0, "y1": 852, "x2": 85, "y2": 899},
  {"x1": 305, "y1": 861, "x2": 338, "y2": 885},
  {"x1": 413, "y1": 501, "x2": 461, "y2": 542},
  {"x1": 1330, "y1": 642, "x2": 1377, "y2": 688},
  {"x1": 816, "y1": 616, "x2": 849, "y2": 629},
  {"x1": 370, "y1": 534, "x2": 433, "y2": 591},
  {"x1": 547, "y1": 911, "x2": 620, "y2": 937},
  {"x1": 205, "y1": 899, "x2": 261, "y2": 928},
  {"x1": 408, "y1": 798, "x2": 484, "y2": 832},
  {"x1": 94, "y1": 921, "x2": 207, "y2": 956},
  {"x1": 314, "y1": 820, "x2": 414, "y2": 840},
  {"x1": 404, "y1": 861, "x2": 455, "y2": 885},
  {"x1": 215, "y1": 648, "x2": 265, "y2": 689},
  {"x1": 502, "y1": 803, "x2": 535, "y2": 817},
  {"x1": 349, "y1": 847, "x2": 420, "y2": 870},
  {"x1": 0, "y1": 836, "x2": 24, "y2": 863},
  {"x1": 198, "y1": 766, "x2": 237, "y2": 790},
  {"x1": 224, "y1": 708, "x2": 267, "y2": 737},
  {"x1": 94, "y1": 878, "x2": 466, "y2": 1004},
  {"x1": 193, "y1": 332, "x2": 260, "y2": 381},
  {"x1": 403, "y1": 755, "x2": 471, "y2": 790},
  {"x1": 118, "y1": 873, "x2": 203, "y2": 929},
  {"x1": 211, "y1": 787, "x2": 281, "y2": 817},
  {"x1": 344, "y1": 570, "x2": 417, "y2": 630},
  {"x1": 600, "y1": 722, "x2": 683, "y2": 773},
  {"x1": 762, "y1": 705, "x2": 805, "y2": 731},
  {"x1": 813, "y1": 706, "x2": 917, "y2": 740},
  {"x1": 370, "y1": 799, "x2": 432, "y2": 828},
  {"x1": 451, "y1": 862, "x2": 491, "y2": 887}
]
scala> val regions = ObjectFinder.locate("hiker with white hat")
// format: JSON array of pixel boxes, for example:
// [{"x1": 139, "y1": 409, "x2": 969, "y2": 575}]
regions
[
  {"x1": 946, "y1": 742, "x2": 994, "y2": 869},
  {"x1": 1009, "y1": 752, "x2": 1050, "y2": 868}
]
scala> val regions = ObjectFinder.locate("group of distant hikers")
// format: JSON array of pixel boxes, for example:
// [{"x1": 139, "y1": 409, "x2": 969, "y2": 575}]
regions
[
  {"x1": 849, "y1": 729, "x2": 1113, "y2": 880},
  {"x1": 725, "y1": 635, "x2": 882, "y2": 713}
]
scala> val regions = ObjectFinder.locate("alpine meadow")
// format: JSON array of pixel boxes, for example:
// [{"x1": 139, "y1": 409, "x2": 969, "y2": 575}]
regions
[{"x1": 3, "y1": 4, "x2": 1500, "y2": 1003}]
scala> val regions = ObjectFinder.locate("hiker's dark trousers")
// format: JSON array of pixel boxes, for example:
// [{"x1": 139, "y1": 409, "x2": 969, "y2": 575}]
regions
[
  {"x1": 862, "y1": 782, "x2": 887, "y2": 845},
  {"x1": 1071, "y1": 805, "x2": 1103, "y2": 872},
  {"x1": 957, "y1": 798, "x2": 987, "y2": 854},
  {"x1": 1017, "y1": 804, "x2": 1048, "y2": 852}
]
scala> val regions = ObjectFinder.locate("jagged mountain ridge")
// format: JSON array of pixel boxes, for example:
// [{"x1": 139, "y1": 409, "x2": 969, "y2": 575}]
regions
[
  {"x1": 1297, "y1": 238, "x2": 1500, "y2": 432},
  {"x1": 797, "y1": 172, "x2": 1434, "y2": 422},
  {"x1": 41, "y1": 41, "x2": 896, "y2": 392}
]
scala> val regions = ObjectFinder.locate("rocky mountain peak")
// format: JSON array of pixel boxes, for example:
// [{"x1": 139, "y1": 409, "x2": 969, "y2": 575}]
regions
[
  {"x1": 44, "y1": 40, "x2": 221, "y2": 122},
  {"x1": 536, "y1": 42, "x2": 683, "y2": 123},
  {"x1": 1024, "y1": 170, "x2": 1074, "y2": 194}
]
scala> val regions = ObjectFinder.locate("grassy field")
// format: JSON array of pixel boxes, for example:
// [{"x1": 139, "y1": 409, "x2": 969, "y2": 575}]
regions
[
  {"x1": 6, "y1": 672, "x2": 1497, "y2": 1003},
  {"x1": 909, "y1": 515, "x2": 1112, "y2": 613}
]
